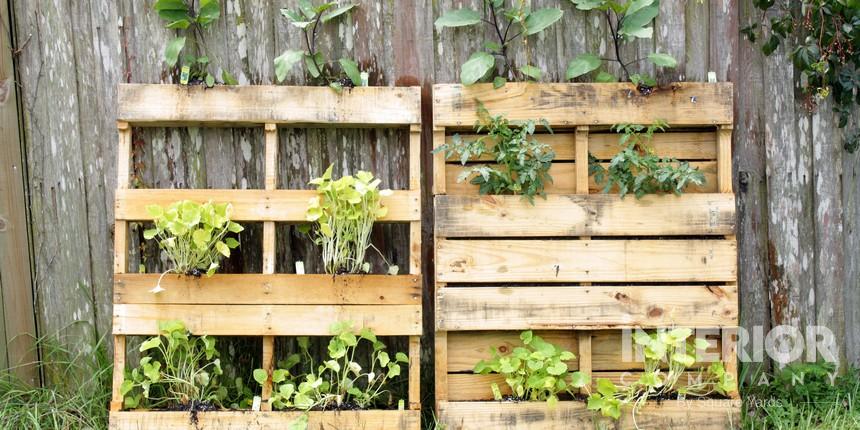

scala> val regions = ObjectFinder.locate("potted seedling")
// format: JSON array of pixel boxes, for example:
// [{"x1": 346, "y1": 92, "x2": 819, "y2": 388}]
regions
[
  {"x1": 143, "y1": 200, "x2": 243, "y2": 293},
  {"x1": 301, "y1": 165, "x2": 398, "y2": 275}
]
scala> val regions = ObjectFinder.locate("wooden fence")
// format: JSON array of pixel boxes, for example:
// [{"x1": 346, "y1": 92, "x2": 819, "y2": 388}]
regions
[{"x1": 2, "y1": 0, "x2": 858, "y2": 397}]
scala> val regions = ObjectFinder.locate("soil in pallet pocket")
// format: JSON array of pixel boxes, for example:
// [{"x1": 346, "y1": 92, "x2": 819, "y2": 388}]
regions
[{"x1": 165, "y1": 400, "x2": 218, "y2": 428}]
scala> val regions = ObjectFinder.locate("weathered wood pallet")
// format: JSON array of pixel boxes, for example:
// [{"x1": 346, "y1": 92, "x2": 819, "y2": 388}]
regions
[
  {"x1": 432, "y1": 82, "x2": 738, "y2": 428},
  {"x1": 111, "y1": 84, "x2": 423, "y2": 429}
]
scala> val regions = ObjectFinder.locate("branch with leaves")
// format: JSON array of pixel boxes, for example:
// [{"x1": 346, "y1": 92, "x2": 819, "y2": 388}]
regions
[
  {"x1": 565, "y1": 0, "x2": 677, "y2": 90},
  {"x1": 275, "y1": 1, "x2": 365, "y2": 92},
  {"x1": 153, "y1": 0, "x2": 237, "y2": 87},
  {"x1": 435, "y1": 0, "x2": 563, "y2": 87}
]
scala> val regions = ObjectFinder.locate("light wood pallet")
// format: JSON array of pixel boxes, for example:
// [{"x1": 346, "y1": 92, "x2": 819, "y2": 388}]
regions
[
  {"x1": 432, "y1": 82, "x2": 740, "y2": 429},
  {"x1": 110, "y1": 85, "x2": 423, "y2": 430}
]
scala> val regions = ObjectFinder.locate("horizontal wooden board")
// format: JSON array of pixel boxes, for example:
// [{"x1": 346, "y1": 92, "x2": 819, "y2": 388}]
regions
[
  {"x1": 115, "y1": 274, "x2": 421, "y2": 305},
  {"x1": 434, "y1": 194, "x2": 736, "y2": 237},
  {"x1": 446, "y1": 372, "x2": 708, "y2": 401},
  {"x1": 113, "y1": 304, "x2": 421, "y2": 336},
  {"x1": 446, "y1": 331, "x2": 725, "y2": 372},
  {"x1": 438, "y1": 400, "x2": 740, "y2": 430},
  {"x1": 114, "y1": 189, "x2": 420, "y2": 222},
  {"x1": 444, "y1": 162, "x2": 717, "y2": 195},
  {"x1": 118, "y1": 84, "x2": 422, "y2": 126},
  {"x1": 110, "y1": 410, "x2": 420, "y2": 430},
  {"x1": 433, "y1": 82, "x2": 733, "y2": 127},
  {"x1": 445, "y1": 132, "x2": 717, "y2": 162},
  {"x1": 437, "y1": 286, "x2": 738, "y2": 330},
  {"x1": 436, "y1": 239, "x2": 737, "y2": 283}
]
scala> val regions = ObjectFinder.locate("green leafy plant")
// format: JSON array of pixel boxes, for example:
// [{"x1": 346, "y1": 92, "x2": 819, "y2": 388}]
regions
[
  {"x1": 473, "y1": 330, "x2": 589, "y2": 408},
  {"x1": 432, "y1": 105, "x2": 555, "y2": 204},
  {"x1": 566, "y1": 0, "x2": 677, "y2": 91},
  {"x1": 587, "y1": 328, "x2": 736, "y2": 422},
  {"x1": 120, "y1": 320, "x2": 226, "y2": 412},
  {"x1": 301, "y1": 165, "x2": 397, "y2": 275},
  {"x1": 153, "y1": 0, "x2": 237, "y2": 87},
  {"x1": 742, "y1": 1, "x2": 859, "y2": 151},
  {"x1": 275, "y1": 1, "x2": 364, "y2": 92},
  {"x1": 589, "y1": 121, "x2": 705, "y2": 198},
  {"x1": 435, "y1": 1, "x2": 563, "y2": 86},
  {"x1": 143, "y1": 200, "x2": 243, "y2": 293},
  {"x1": 255, "y1": 322, "x2": 408, "y2": 413}
]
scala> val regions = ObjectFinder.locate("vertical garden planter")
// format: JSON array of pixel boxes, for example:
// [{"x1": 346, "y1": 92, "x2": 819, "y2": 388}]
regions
[
  {"x1": 110, "y1": 84, "x2": 423, "y2": 429},
  {"x1": 432, "y1": 82, "x2": 740, "y2": 429}
]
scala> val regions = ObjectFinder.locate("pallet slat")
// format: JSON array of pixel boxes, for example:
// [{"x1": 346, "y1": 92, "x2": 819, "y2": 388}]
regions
[
  {"x1": 437, "y1": 285, "x2": 738, "y2": 330},
  {"x1": 444, "y1": 162, "x2": 717, "y2": 195},
  {"x1": 110, "y1": 410, "x2": 420, "y2": 430},
  {"x1": 436, "y1": 239, "x2": 737, "y2": 283},
  {"x1": 113, "y1": 304, "x2": 422, "y2": 336},
  {"x1": 438, "y1": 400, "x2": 740, "y2": 430},
  {"x1": 114, "y1": 189, "x2": 420, "y2": 222},
  {"x1": 435, "y1": 194, "x2": 735, "y2": 237},
  {"x1": 433, "y1": 83, "x2": 733, "y2": 127},
  {"x1": 118, "y1": 84, "x2": 422, "y2": 126},
  {"x1": 114, "y1": 274, "x2": 421, "y2": 305},
  {"x1": 445, "y1": 131, "x2": 717, "y2": 162}
]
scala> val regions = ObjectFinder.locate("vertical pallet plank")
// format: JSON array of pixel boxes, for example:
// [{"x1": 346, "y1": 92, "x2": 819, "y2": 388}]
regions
[
  {"x1": 578, "y1": 331, "x2": 592, "y2": 395},
  {"x1": 435, "y1": 330, "x2": 448, "y2": 408},
  {"x1": 432, "y1": 127, "x2": 446, "y2": 195},
  {"x1": 575, "y1": 126, "x2": 589, "y2": 194},
  {"x1": 723, "y1": 327, "x2": 739, "y2": 399},
  {"x1": 410, "y1": 125, "x2": 422, "y2": 275},
  {"x1": 718, "y1": 125, "x2": 733, "y2": 193},
  {"x1": 261, "y1": 123, "x2": 278, "y2": 410},
  {"x1": 409, "y1": 335, "x2": 421, "y2": 410},
  {"x1": 111, "y1": 121, "x2": 131, "y2": 412}
]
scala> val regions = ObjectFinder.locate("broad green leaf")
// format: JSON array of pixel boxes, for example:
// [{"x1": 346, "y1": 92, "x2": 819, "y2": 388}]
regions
[
  {"x1": 493, "y1": 76, "x2": 506, "y2": 89},
  {"x1": 165, "y1": 19, "x2": 191, "y2": 30},
  {"x1": 253, "y1": 368, "x2": 268, "y2": 385},
  {"x1": 519, "y1": 64, "x2": 542, "y2": 80},
  {"x1": 570, "y1": 371, "x2": 590, "y2": 388},
  {"x1": 205, "y1": 73, "x2": 215, "y2": 88},
  {"x1": 571, "y1": 0, "x2": 606, "y2": 10},
  {"x1": 164, "y1": 37, "x2": 187, "y2": 67},
  {"x1": 647, "y1": 52, "x2": 678, "y2": 67},
  {"x1": 339, "y1": 58, "x2": 363, "y2": 86},
  {"x1": 154, "y1": 0, "x2": 190, "y2": 23},
  {"x1": 298, "y1": 0, "x2": 316, "y2": 19},
  {"x1": 460, "y1": 51, "x2": 495, "y2": 85},
  {"x1": 281, "y1": 8, "x2": 307, "y2": 24},
  {"x1": 305, "y1": 52, "x2": 324, "y2": 78},
  {"x1": 286, "y1": 414, "x2": 309, "y2": 430},
  {"x1": 620, "y1": 4, "x2": 659, "y2": 38},
  {"x1": 216, "y1": 241, "x2": 230, "y2": 257},
  {"x1": 321, "y1": 4, "x2": 356, "y2": 23},
  {"x1": 596, "y1": 378, "x2": 617, "y2": 396},
  {"x1": 524, "y1": 8, "x2": 563, "y2": 35},
  {"x1": 595, "y1": 71, "x2": 617, "y2": 82},
  {"x1": 274, "y1": 50, "x2": 304, "y2": 83},
  {"x1": 143, "y1": 229, "x2": 159, "y2": 240},
  {"x1": 197, "y1": 0, "x2": 221, "y2": 26},
  {"x1": 625, "y1": 0, "x2": 655, "y2": 16},
  {"x1": 434, "y1": 9, "x2": 481, "y2": 31},
  {"x1": 139, "y1": 337, "x2": 161, "y2": 352},
  {"x1": 566, "y1": 53, "x2": 601, "y2": 80},
  {"x1": 222, "y1": 70, "x2": 238, "y2": 85}
]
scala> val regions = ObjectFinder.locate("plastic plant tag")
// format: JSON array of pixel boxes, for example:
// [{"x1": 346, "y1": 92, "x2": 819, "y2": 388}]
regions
[
  {"x1": 398, "y1": 399, "x2": 404, "y2": 410},
  {"x1": 180, "y1": 65, "x2": 191, "y2": 85},
  {"x1": 295, "y1": 261, "x2": 305, "y2": 275},
  {"x1": 252, "y1": 395, "x2": 262, "y2": 411}
]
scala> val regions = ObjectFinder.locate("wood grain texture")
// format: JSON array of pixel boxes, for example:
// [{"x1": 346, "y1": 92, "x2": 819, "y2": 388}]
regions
[
  {"x1": 434, "y1": 194, "x2": 736, "y2": 237},
  {"x1": 436, "y1": 285, "x2": 738, "y2": 330},
  {"x1": 114, "y1": 274, "x2": 421, "y2": 305},
  {"x1": 0, "y1": 0, "x2": 37, "y2": 383},
  {"x1": 115, "y1": 189, "x2": 420, "y2": 222},
  {"x1": 109, "y1": 410, "x2": 421, "y2": 430},
  {"x1": 112, "y1": 304, "x2": 422, "y2": 336},
  {"x1": 438, "y1": 400, "x2": 740, "y2": 430},
  {"x1": 118, "y1": 84, "x2": 422, "y2": 126},
  {"x1": 433, "y1": 83, "x2": 734, "y2": 127},
  {"x1": 436, "y1": 239, "x2": 737, "y2": 283}
]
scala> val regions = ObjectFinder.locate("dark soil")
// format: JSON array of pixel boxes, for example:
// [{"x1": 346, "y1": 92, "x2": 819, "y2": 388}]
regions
[
  {"x1": 184, "y1": 269, "x2": 204, "y2": 278},
  {"x1": 165, "y1": 401, "x2": 218, "y2": 430},
  {"x1": 313, "y1": 401, "x2": 362, "y2": 411},
  {"x1": 335, "y1": 76, "x2": 356, "y2": 89}
]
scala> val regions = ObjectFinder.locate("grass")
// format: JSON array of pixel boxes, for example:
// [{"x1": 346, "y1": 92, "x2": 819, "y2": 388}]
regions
[
  {"x1": 741, "y1": 362, "x2": 860, "y2": 430},
  {"x1": 0, "y1": 333, "x2": 111, "y2": 430}
]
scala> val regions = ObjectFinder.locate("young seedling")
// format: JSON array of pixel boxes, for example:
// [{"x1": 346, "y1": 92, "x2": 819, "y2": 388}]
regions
[
  {"x1": 565, "y1": 0, "x2": 677, "y2": 92},
  {"x1": 143, "y1": 200, "x2": 243, "y2": 293},
  {"x1": 301, "y1": 165, "x2": 398, "y2": 275},
  {"x1": 435, "y1": 0, "x2": 563, "y2": 87},
  {"x1": 589, "y1": 121, "x2": 705, "y2": 198},
  {"x1": 274, "y1": 1, "x2": 364, "y2": 92},
  {"x1": 153, "y1": 0, "x2": 238, "y2": 87},
  {"x1": 432, "y1": 105, "x2": 555, "y2": 204}
]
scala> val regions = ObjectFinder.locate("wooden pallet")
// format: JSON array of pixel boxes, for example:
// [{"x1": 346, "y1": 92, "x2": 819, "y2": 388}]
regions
[
  {"x1": 110, "y1": 84, "x2": 422, "y2": 430},
  {"x1": 432, "y1": 82, "x2": 739, "y2": 429}
]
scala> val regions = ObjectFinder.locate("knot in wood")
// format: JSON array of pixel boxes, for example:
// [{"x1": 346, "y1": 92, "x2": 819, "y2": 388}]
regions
[{"x1": 0, "y1": 216, "x2": 7, "y2": 232}]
